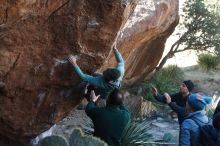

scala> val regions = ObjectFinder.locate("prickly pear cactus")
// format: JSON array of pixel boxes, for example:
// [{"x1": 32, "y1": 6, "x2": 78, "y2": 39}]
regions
[
  {"x1": 69, "y1": 128, "x2": 107, "y2": 146},
  {"x1": 163, "y1": 132, "x2": 173, "y2": 142},
  {"x1": 69, "y1": 128, "x2": 83, "y2": 145},
  {"x1": 40, "y1": 135, "x2": 69, "y2": 146}
]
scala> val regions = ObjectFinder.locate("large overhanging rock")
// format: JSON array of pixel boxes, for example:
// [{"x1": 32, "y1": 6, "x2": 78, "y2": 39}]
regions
[
  {"x1": 0, "y1": 0, "x2": 138, "y2": 145},
  {"x1": 100, "y1": 0, "x2": 179, "y2": 84},
  {"x1": 0, "y1": 0, "x2": 178, "y2": 145}
]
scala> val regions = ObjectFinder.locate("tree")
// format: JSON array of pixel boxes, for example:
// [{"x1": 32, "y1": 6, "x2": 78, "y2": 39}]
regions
[{"x1": 156, "y1": 0, "x2": 220, "y2": 70}]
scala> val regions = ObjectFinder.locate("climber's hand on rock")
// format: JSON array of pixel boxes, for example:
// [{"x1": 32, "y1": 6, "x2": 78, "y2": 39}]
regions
[
  {"x1": 68, "y1": 55, "x2": 77, "y2": 65},
  {"x1": 90, "y1": 90, "x2": 100, "y2": 102},
  {"x1": 112, "y1": 42, "x2": 118, "y2": 50},
  {"x1": 164, "y1": 93, "x2": 171, "y2": 104}
]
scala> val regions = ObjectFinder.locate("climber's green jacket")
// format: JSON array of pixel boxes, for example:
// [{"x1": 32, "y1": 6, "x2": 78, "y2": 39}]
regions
[
  {"x1": 85, "y1": 102, "x2": 131, "y2": 146},
  {"x1": 72, "y1": 47, "x2": 124, "y2": 99}
]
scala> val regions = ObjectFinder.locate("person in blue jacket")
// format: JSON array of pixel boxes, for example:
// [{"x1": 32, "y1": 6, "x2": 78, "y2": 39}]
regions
[
  {"x1": 152, "y1": 80, "x2": 194, "y2": 125},
  {"x1": 213, "y1": 100, "x2": 220, "y2": 130},
  {"x1": 69, "y1": 45, "x2": 124, "y2": 100},
  {"x1": 179, "y1": 93, "x2": 212, "y2": 146},
  {"x1": 85, "y1": 88, "x2": 131, "y2": 146},
  {"x1": 200, "y1": 100, "x2": 220, "y2": 146}
]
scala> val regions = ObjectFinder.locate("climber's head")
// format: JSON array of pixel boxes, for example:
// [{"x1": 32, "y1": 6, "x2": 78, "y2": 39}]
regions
[
  {"x1": 103, "y1": 68, "x2": 121, "y2": 82},
  {"x1": 180, "y1": 80, "x2": 194, "y2": 94},
  {"x1": 107, "y1": 88, "x2": 123, "y2": 106}
]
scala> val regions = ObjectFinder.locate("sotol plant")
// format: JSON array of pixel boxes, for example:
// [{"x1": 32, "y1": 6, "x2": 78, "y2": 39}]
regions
[
  {"x1": 121, "y1": 120, "x2": 152, "y2": 146},
  {"x1": 197, "y1": 53, "x2": 220, "y2": 71},
  {"x1": 143, "y1": 65, "x2": 183, "y2": 110}
]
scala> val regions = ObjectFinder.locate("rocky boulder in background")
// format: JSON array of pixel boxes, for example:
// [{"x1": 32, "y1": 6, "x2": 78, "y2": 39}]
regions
[
  {"x1": 0, "y1": 0, "x2": 178, "y2": 145},
  {"x1": 101, "y1": 0, "x2": 179, "y2": 83}
]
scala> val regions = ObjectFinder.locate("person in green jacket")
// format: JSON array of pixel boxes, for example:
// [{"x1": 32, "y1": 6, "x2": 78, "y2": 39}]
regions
[
  {"x1": 68, "y1": 45, "x2": 124, "y2": 99},
  {"x1": 85, "y1": 88, "x2": 131, "y2": 146}
]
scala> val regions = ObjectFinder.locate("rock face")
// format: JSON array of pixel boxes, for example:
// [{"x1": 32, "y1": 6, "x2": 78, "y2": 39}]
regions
[
  {"x1": 0, "y1": 0, "x2": 178, "y2": 145},
  {"x1": 101, "y1": 0, "x2": 179, "y2": 83}
]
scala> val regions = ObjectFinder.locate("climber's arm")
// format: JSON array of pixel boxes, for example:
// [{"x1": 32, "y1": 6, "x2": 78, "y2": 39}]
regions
[
  {"x1": 113, "y1": 46, "x2": 124, "y2": 78},
  {"x1": 69, "y1": 55, "x2": 102, "y2": 86}
]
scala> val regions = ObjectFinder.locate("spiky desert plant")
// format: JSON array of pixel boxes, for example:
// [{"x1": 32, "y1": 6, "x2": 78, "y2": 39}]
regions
[
  {"x1": 40, "y1": 135, "x2": 69, "y2": 146},
  {"x1": 80, "y1": 115, "x2": 94, "y2": 135},
  {"x1": 198, "y1": 53, "x2": 220, "y2": 71},
  {"x1": 69, "y1": 128, "x2": 107, "y2": 146},
  {"x1": 121, "y1": 120, "x2": 152, "y2": 146},
  {"x1": 143, "y1": 65, "x2": 183, "y2": 111}
]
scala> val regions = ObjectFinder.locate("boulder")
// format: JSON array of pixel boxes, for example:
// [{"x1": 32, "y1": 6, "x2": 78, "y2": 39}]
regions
[
  {"x1": 0, "y1": 0, "x2": 178, "y2": 145},
  {"x1": 100, "y1": 0, "x2": 179, "y2": 84},
  {"x1": 0, "y1": 0, "x2": 138, "y2": 145}
]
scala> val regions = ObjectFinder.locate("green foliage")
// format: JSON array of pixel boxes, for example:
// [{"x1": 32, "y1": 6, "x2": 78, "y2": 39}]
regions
[
  {"x1": 40, "y1": 135, "x2": 69, "y2": 146},
  {"x1": 157, "y1": 0, "x2": 220, "y2": 69},
  {"x1": 153, "y1": 65, "x2": 183, "y2": 93},
  {"x1": 197, "y1": 53, "x2": 220, "y2": 71},
  {"x1": 143, "y1": 66, "x2": 183, "y2": 109},
  {"x1": 181, "y1": 0, "x2": 220, "y2": 53},
  {"x1": 69, "y1": 128, "x2": 107, "y2": 146},
  {"x1": 121, "y1": 120, "x2": 152, "y2": 146}
]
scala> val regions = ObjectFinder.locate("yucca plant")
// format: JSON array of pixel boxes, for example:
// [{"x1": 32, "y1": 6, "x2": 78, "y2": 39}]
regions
[
  {"x1": 197, "y1": 53, "x2": 220, "y2": 71},
  {"x1": 153, "y1": 65, "x2": 183, "y2": 93},
  {"x1": 121, "y1": 120, "x2": 152, "y2": 146},
  {"x1": 80, "y1": 115, "x2": 94, "y2": 135},
  {"x1": 143, "y1": 65, "x2": 183, "y2": 110}
]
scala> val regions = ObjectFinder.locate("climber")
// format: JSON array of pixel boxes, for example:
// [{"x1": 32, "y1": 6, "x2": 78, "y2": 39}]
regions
[
  {"x1": 152, "y1": 80, "x2": 194, "y2": 125},
  {"x1": 68, "y1": 44, "x2": 124, "y2": 101},
  {"x1": 85, "y1": 88, "x2": 131, "y2": 146},
  {"x1": 179, "y1": 93, "x2": 212, "y2": 146}
]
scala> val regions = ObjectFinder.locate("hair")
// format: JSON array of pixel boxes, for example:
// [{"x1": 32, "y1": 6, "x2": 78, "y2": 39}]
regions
[
  {"x1": 107, "y1": 88, "x2": 123, "y2": 106},
  {"x1": 83, "y1": 84, "x2": 100, "y2": 101},
  {"x1": 103, "y1": 68, "x2": 121, "y2": 83},
  {"x1": 183, "y1": 80, "x2": 194, "y2": 92}
]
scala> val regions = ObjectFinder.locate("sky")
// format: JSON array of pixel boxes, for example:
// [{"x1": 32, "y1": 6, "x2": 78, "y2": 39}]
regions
[{"x1": 163, "y1": 0, "x2": 198, "y2": 68}]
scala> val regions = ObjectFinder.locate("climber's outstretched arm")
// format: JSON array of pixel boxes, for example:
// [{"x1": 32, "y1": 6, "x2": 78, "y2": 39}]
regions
[
  {"x1": 68, "y1": 55, "x2": 101, "y2": 86},
  {"x1": 113, "y1": 45, "x2": 124, "y2": 79}
]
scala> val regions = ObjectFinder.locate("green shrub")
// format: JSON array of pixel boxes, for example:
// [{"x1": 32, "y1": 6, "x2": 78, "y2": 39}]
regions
[
  {"x1": 143, "y1": 65, "x2": 184, "y2": 109},
  {"x1": 197, "y1": 53, "x2": 220, "y2": 71}
]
